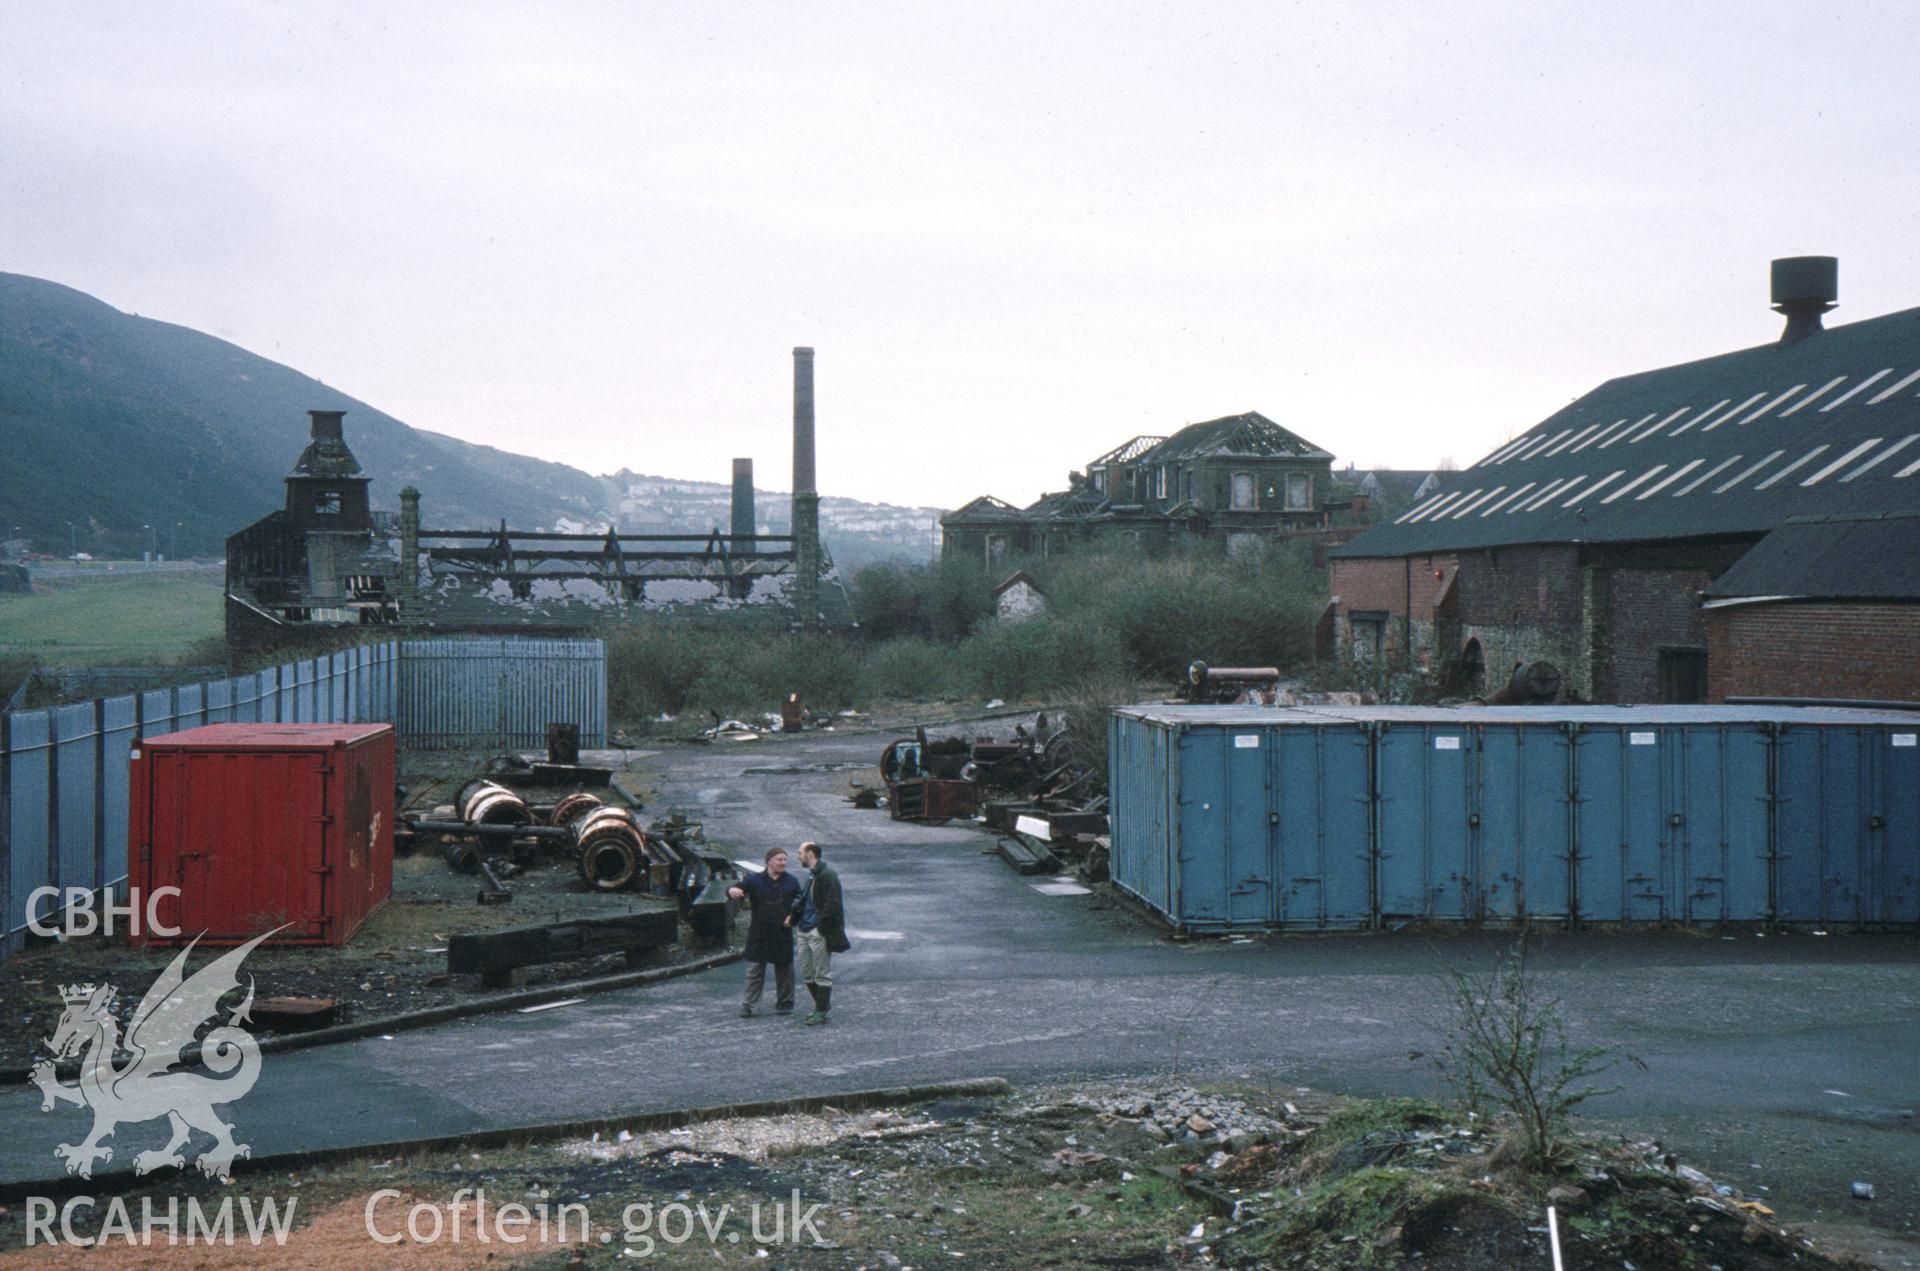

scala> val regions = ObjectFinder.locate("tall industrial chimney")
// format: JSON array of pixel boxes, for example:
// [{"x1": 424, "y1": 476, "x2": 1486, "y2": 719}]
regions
[
  {"x1": 729, "y1": 458, "x2": 755, "y2": 599},
  {"x1": 791, "y1": 347, "x2": 821, "y2": 627},
  {"x1": 1772, "y1": 255, "x2": 1837, "y2": 346}
]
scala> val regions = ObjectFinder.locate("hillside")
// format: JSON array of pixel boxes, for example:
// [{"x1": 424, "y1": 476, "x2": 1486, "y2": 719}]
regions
[
  {"x1": 0, "y1": 273, "x2": 614, "y2": 557},
  {"x1": 0, "y1": 274, "x2": 939, "y2": 566}
]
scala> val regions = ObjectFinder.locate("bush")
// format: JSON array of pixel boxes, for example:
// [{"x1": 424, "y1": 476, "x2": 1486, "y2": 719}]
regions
[
  {"x1": 849, "y1": 558, "x2": 995, "y2": 641},
  {"x1": 606, "y1": 624, "x2": 710, "y2": 719},
  {"x1": 956, "y1": 614, "x2": 1130, "y2": 701},
  {"x1": 863, "y1": 637, "x2": 959, "y2": 701},
  {"x1": 1432, "y1": 940, "x2": 1625, "y2": 1172}
]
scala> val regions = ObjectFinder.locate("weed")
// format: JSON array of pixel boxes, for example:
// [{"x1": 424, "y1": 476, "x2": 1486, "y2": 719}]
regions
[{"x1": 1432, "y1": 940, "x2": 1625, "y2": 1172}]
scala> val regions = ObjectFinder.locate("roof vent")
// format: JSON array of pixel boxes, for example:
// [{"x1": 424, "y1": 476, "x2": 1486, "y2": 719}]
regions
[{"x1": 1771, "y1": 255, "x2": 1837, "y2": 345}]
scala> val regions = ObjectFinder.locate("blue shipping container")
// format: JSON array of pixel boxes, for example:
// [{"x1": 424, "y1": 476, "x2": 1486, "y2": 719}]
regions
[
  {"x1": 1109, "y1": 708, "x2": 1371, "y2": 931},
  {"x1": 1111, "y1": 703, "x2": 1920, "y2": 932}
]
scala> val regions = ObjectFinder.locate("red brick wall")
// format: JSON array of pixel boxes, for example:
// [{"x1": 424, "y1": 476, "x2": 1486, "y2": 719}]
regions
[
  {"x1": 1330, "y1": 555, "x2": 1455, "y2": 620},
  {"x1": 1707, "y1": 603, "x2": 1920, "y2": 703},
  {"x1": 1597, "y1": 568, "x2": 1713, "y2": 701}
]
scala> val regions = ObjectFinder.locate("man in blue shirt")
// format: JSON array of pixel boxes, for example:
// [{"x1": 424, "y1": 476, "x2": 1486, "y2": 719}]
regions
[{"x1": 793, "y1": 842, "x2": 850, "y2": 1025}]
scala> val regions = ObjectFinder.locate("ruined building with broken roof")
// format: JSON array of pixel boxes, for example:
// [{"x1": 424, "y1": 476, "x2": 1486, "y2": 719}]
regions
[
  {"x1": 1329, "y1": 257, "x2": 1920, "y2": 705},
  {"x1": 226, "y1": 349, "x2": 849, "y2": 649},
  {"x1": 942, "y1": 411, "x2": 1354, "y2": 568}
]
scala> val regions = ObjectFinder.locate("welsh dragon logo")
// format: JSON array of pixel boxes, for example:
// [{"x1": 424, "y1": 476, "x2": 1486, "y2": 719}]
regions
[{"x1": 31, "y1": 930, "x2": 276, "y2": 1179}]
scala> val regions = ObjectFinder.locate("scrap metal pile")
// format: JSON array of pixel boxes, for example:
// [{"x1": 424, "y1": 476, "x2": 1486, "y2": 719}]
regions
[
  {"x1": 852, "y1": 715, "x2": 1112, "y2": 882},
  {"x1": 398, "y1": 727, "x2": 738, "y2": 940}
]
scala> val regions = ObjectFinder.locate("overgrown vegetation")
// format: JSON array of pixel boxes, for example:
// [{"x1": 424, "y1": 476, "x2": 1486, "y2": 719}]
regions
[
  {"x1": 1431, "y1": 940, "x2": 1626, "y2": 1172},
  {"x1": 606, "y1": 540, "x2": 1328, "y2": 727}
]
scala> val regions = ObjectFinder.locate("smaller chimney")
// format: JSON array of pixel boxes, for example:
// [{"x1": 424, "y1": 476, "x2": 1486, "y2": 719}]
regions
[
  {"x1": 309, "y1": 409, "x2": 346, "y2": 440},
  {"x1": 1771, "y1": 256, "x2": 1837, "y2": 346},
  {"x1": 731, "y1": 458, "x2": 756, "y2": 544}
]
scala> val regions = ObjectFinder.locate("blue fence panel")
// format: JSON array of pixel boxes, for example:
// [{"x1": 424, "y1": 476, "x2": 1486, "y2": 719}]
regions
[
  {"x1": 204, "y1": 678, "x2": 233, "y2": 724},
  {"x1": 6, "y1": 710, "x2": 53, "y2": 945},
  {"x1": 397, "y1": 638, "x2": 606, "y2": 749},
  {"x1": 101, "y1": 694, "x2": 136, "y2": 891},
  {"x1": 176, "y1": 683, "x2": 205, "y2": 730},
  {"x1": 1475, "y1": 725, "x2": 1572, "y2": 922},
  {"x1": 53, "y1": 705, "x2": 97, "y2": 901}
]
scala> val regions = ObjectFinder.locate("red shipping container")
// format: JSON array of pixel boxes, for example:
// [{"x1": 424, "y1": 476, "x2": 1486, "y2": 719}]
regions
[{"x1": 128, "y1": 723, "x2": 395, "y2": 946}]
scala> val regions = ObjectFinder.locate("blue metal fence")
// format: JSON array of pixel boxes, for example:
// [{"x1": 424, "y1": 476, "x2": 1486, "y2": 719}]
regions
[
  {"x1": 395, "y1": 638, "x2": 607, "y2": 750},
  {"x1": 1, "y1": 637, "x2": 604, "y2": 955}
]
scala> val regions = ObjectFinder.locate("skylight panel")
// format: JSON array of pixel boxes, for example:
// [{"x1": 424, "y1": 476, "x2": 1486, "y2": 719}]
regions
[
  {"x1": 1714, "y1": 451, "x2": 1784, "y2": 493},
  {"x1": 1637, "y1": 459, "x2": 1706, "y2": 498},
  {"x1": 1867, "y1": 369, "x2": 1920, "y2": 404},
  {"x1": 1405, "y1": 490, "x2": 1471, "y2": 522},
  {"x1": 1479, "y1": 483, "x2": 1536, "y2": 515},
  {"x1": 1480, "y1": 434, "x2": 1538, "y2": 466},
  {"x1": 1543, "y1": 425, "x2": 1602, "y2": 456},
  {"x1": 1896, "y1": 454, "x2": 1920, "y2": 479},
  {"x1": 1732, "y1": 384, "x2": 1806, "y2": 426},
  {"x1": 1390, "y1": 491, "x2": 1443, "y2": 522},
  {"x1": 1449, "y1": 487, "x2": 1505, "y2": 518},
  {"x1": 1669, "y1": 455, "x2": 1743, "y2": 496},
  {"x1": 1820, "y1": 369, "x2": 1892, "y2": 411},
  {"x1": 1779, "y1": 375, "x2": 1847, "y2": 416},
  {"x1": 1545, "y1": 473, "x2": 1594, "y2": 503},
  {"x1": 1562, "y1": 470, "x2": 1626, "y2": 505},
  {"x1": 1800, "y1": 439, "x2": 1883, "y2": 486},
  {"x1": 1514, "y1": 478, "x2": 1572, "y2": 511},
  {"x1": 1840, "y1": 435, "x2": 1918, "y2": 482},
  {"x1": 1753, "y1": 446, "x2": 1830, "y2": 490},
  {"x1": 1624, "y1": 407, "x2": 1693, "y2": 445},
  {"x1": 1600, "y1": 465, "x2": 1668, "y2": 503},
  {"x1": 1570, "y1": 419, "x2": 1631, "y2": 452},
  {"x1": 1513, "y1": 430, "x2": 1573, "y2": 462},
  {"x1": 1692, "y1": 392, "x2": 1768, "y2": 434}
]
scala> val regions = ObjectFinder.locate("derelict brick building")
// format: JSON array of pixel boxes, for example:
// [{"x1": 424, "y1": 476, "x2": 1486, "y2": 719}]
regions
[
  {"x1": 943, "y1": 411, "x2": 1340, "y2": 568},
  {"x1": 1328, "y1": 257, "x2": 1920, "y2": 704}
]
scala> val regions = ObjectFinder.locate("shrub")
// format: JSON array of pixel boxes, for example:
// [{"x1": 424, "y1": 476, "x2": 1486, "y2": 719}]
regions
[
  {"x1": 606, "y1": 623, "x2": 710, "y2": 719},
  {"x1": 1432, "y1": 940, "x2": 1624, "y2": 1172}
]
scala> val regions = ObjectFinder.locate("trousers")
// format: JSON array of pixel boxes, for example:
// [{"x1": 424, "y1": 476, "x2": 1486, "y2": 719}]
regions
[
  {"x1": 796, "y1": 929, "x2": 833, "y2": 987},
  {"x1": 743, "y1": 960, "x2": 794, "y2": 1011}
]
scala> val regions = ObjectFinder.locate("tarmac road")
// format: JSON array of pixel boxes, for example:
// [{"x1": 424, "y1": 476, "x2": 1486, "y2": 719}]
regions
[{"x1": 4, "y1": 720, "x2": 1917, "y2": 1259}]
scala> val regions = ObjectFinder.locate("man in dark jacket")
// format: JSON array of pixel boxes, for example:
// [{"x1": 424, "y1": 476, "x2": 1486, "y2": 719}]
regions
[
  {"x1": 792, "y1": 841, "x2": 851, "y2": 1025},
  {"x1": 727, "y1": 847, "x2": 801, "y2": 1016}
]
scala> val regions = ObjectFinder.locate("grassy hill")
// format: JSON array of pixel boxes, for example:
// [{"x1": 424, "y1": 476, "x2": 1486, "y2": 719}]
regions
[{"x1": 0, "y1": 273, "x2": 610, "y2": 559}]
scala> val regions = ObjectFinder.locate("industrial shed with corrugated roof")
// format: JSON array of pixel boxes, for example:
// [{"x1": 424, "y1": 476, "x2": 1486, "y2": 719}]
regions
[{"x1": 1329, "y1": 257, "x2": 1920, "y2": 705}]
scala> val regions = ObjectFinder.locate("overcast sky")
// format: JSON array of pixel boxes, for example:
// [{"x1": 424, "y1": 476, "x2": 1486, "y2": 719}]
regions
[{"x1": 5, "y1": 2, "x2": 1918, "y2": 509}]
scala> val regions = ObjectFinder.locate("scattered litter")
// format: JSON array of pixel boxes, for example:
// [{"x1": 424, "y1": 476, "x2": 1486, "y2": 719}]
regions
[
  {"x1": 1030, "y1": 880, "x2": 1092, "y2": 896},
  {"x1": 518, "y1": 998, "x2": 585, "y2": 1014},
  {"x1": 1824, "y1": 1089, "x2": 1851, "y2": 1098},
  {"x1": 1851, "y1": 1181, "x2": 1875, "y2": 1200},
  {"x1": 984, "y1": 699, "x2": 1005, "y2": 709}
]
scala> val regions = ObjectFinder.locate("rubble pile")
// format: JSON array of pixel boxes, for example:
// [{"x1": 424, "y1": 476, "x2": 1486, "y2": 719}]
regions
[{"x1": 848, "y1": 714, "x2": 1112, "y2": 882}]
